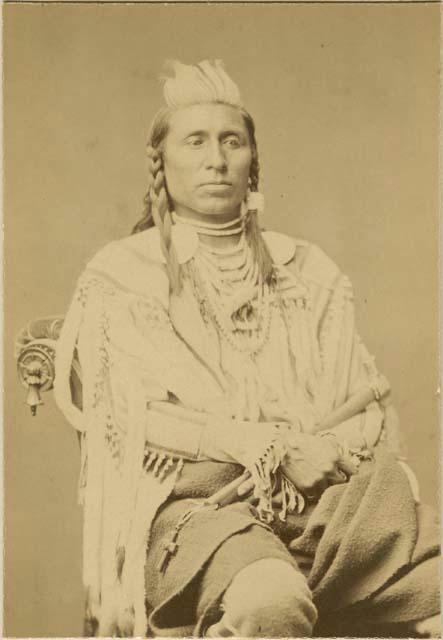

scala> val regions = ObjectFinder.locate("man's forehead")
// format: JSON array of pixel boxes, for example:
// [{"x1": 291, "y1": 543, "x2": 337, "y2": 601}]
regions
[{"x1": 168, "y1": 103, "x2": 247, "y2": 136}]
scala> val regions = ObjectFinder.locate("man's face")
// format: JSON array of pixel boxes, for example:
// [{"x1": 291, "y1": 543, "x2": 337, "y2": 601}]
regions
[{"x1": 162, "y1": 103, "x2": 252, "y2": 220}]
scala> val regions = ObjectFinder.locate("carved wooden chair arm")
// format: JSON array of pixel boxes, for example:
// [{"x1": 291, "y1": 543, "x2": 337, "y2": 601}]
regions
[{"x1": 15, "y1": 316, "x2": 67, "y2": 415}]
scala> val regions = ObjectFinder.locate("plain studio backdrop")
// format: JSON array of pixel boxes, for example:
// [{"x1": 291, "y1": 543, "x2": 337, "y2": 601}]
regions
[{"x1": 4, "y1": 3, "x2": 440, "y2": 636}]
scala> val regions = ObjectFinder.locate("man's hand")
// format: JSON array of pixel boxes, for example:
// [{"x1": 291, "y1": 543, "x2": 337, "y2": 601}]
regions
[
  {"x1": 281, "y1": 432, "x2": 357, "y2": 500},
  {"x1": 237, "y1": 432, "x2": 358, "y2": 502}
]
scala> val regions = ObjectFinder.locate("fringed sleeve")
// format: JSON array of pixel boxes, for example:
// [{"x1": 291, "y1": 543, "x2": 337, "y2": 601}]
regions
[
  {"x1": 294, "y1": 245, "x2": 401, "y2": 459},
  {"x1": 53, "y1": 262, "x2": 192, "y2": 636},
  {"x1": 317, "y1": 271, "x2": 421, "y2": 501},
  {"x1": 54, "y1": 268, "x2": 124, "y2": 628},
  {"x1": 315, "y1": 271, "x2": 406, "y2": 474}
]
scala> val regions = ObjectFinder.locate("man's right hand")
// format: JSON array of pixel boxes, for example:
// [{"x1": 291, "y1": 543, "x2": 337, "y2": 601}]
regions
[
  {"x1": 281, "y1": 432, "x2": 358, "y2": 500},
  {"x1": 237, "y1": 432, "x2": 358, "y2": 502}
]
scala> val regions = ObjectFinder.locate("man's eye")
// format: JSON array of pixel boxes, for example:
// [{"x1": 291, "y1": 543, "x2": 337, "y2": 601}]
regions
[
  {"x1": 224, "y1": 137, "x2": 241, "y2": 148},
  {"x1": 187, "y1": 137, "x2": 204, "y2": 147}
]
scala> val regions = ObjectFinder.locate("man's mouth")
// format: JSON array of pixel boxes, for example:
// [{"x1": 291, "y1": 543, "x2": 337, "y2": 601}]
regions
[{"x1": 200, "y1": 181, "x2": 232, "y2": 187}]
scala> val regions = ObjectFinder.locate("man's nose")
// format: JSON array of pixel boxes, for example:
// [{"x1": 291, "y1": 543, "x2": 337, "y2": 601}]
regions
[{"x1": 205, "y1": 141, "x2": 227, "y2": 171}]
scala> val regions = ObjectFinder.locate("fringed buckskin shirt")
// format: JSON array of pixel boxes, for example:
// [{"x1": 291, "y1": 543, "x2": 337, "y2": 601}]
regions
[{"x1": 54, "y1": 227, "x2": 395, "y2": 635}]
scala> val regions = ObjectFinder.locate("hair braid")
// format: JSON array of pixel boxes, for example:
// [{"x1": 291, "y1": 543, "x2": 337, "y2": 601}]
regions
[
  {"x1": 249, "y1": 154, "x2": 260, "y2": 193},
  {"x1": 244, "y1": 149, "x2": 276, "y2": 287},
  {"x1": 131, "y1": 188, "x2": 154, "y2": 234},
  {"x1": 138, "y1": 143, "x2": 181, "y2": 293}
]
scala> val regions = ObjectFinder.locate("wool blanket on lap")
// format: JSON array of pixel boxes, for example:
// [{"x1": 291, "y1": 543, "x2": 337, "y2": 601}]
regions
[
  {"x1": 144, "y1": 449, "x2": 439, "y2": 636},
  {"x1": 292, "y1": 450, "x2": 439, "y2": 624}
]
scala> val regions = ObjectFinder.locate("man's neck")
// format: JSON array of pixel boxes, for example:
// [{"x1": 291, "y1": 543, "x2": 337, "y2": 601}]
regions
[{"x1": 173, "y1": 205, "x2": 243, "y2": 251}]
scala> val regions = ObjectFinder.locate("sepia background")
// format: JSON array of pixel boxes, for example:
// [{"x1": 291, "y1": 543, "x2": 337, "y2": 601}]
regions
[{"x1": 4, "y1": 3, "x2": 440, "y2": 636}]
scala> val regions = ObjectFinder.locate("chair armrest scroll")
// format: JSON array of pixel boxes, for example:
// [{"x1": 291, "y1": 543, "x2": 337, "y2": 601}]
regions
[{"x1": 15, "y1": 316, "x2": 64, "y2": 416}]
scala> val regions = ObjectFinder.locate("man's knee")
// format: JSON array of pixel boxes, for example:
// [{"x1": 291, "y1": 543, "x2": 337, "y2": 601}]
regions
[{"x1": 220, "y1": 558, "x2": 318, "y2": 637}]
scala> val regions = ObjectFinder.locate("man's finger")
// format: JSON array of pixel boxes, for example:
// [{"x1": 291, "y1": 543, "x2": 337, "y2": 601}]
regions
[
  {"x1": 237, "y1": 477, "x2": 254, "y2": 497},
  {"x1": 303, "y1": 478, "x2": 328, "y2": 504},
  {"x1": 337, "y1": 457, "x2": 358, "y2": 476},
  {"x1": 326, "y1": 468, "x2": 348, "y2": 485},
  {"x1": 244, "y1": 494, "x2": 259, "y2": 506}
]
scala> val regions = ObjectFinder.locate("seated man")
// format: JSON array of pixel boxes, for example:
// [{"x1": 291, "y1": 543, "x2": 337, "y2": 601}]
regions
[{"x1": 53, "y1": 59, "x2": 440, "y2": 637}]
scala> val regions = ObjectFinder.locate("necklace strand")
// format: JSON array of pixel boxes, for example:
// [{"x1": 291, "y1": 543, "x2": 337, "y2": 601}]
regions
[
  {"x1": 194, "y1": 235, "x2": 258, "y2": 303},
  {"x1": 189, "y1": 233, "x2": 275, "y2": 358},
  {"x1": 172, "y1": 211, "x2": 245, "y2": 235},
  {"x1": 196, "y1": 272, "x2": 274, "y2": 358},
  {"x1": 197, "y1": 233, "x2": 247, "y2": 256}
]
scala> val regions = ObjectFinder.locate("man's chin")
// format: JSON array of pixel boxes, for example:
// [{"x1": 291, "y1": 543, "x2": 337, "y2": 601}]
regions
[
  {"x1": 172, "y1": 196, "x2": 243, "y2": 220},
  {"x1": 194, "y1": 198, "x2": 241, "y2": 218}
]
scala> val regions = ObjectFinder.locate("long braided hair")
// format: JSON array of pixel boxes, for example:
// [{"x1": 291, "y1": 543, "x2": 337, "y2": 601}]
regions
[{"x1": 132, "y1": 105, "x2": 275, "y2": 293}]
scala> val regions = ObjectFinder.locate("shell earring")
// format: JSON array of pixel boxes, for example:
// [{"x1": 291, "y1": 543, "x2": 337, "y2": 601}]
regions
[{"x1": 246, "y1": 190, "x2": 265, "y2": 214}]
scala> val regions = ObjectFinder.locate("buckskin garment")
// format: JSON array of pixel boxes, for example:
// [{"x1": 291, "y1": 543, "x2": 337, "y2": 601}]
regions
[{"x1": 54, "y1": 226, "x2": 439, "y2": 636}]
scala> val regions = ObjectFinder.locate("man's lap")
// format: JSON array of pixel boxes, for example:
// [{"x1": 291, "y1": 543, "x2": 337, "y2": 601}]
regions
[{"x1": 145, "y1": 452, "x2": 440, "y2": 636}]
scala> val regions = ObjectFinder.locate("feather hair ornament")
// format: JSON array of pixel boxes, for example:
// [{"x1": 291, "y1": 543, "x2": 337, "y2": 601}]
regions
[{"x1": 162, "y1": 59, "x2": 243, "y2": 108}]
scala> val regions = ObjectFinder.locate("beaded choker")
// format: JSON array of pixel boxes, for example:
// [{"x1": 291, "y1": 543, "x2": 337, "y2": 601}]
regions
[{"x1": 172, "y1": 211, "x2": 246, "y2": 237}]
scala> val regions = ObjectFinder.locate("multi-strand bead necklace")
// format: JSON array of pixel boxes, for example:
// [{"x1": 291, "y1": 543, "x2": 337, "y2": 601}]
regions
[{"x1": 173, "y1": 211, "x2": 274, "y2": 359}]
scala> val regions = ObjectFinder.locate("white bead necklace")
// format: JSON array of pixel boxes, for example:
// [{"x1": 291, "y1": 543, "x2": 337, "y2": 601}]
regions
[
  {"x1": 172, "y1": 211, "x2": 246, "y2": 236},
  {"x1": 189, "y1": 231, "x2": 275, "y2": 358},
  {"x1": 197, "y1": 244, "x2": 257, "y2": 290}
]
